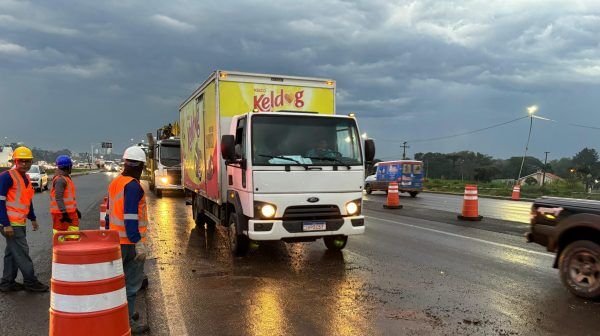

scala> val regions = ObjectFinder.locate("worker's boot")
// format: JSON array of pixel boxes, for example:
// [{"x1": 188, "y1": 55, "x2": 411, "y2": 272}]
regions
[
  {"x1": 130, "y1": 320, "x2": 149, "y2": 335},
  {"x1": 24, "y1": 281, "x2": 49, "y2": 292},
  {"x1": 0, "y1": 281, "x2": 25, "y2": 292}
]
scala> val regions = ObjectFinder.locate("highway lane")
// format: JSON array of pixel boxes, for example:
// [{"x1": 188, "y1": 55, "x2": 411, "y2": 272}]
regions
[
  {"x1": 0, "y1": 171, "x2": 116, "y2": 336},
  {"x1": 1, "y1": 174, "x2": 597, "y2": 335},
  {"x1": 364, "y1": 191, "x2": 533, "y2": 223},
  {"x1": 144, "y1": 186, "x2": 598, "y2": 336}
]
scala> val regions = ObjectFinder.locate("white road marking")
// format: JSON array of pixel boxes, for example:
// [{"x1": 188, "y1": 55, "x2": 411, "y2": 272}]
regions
[
  {"x1": 366, "y1": 215, "x2": 554, "y2": 258},
  {"x1": 149, "y1": 221, "x2": 190, "y2": 336}
]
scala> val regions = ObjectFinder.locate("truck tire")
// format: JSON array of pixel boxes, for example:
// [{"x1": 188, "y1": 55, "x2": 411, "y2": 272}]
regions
[
  {"x1": 324, "y1": 235, "x2": 348, "y2": 251},
  {"x1": 149, "y1": 182, "x2": 154, "y2": 191},
  {"x1": 559, "y1": 240, "x2": 600, "y2": 299},
  {"x1": 228, "y1": 211, "x2": 249, "y2": 257},
  {"x1": 365, "y1": 184, "x2": 372, "y2": 194},
  {"x1": 155, "y1": 188, "x2": 162, "y2": 198},
  {"x1": 409, "y1": 192, "x2": 418, "y2": 198}
]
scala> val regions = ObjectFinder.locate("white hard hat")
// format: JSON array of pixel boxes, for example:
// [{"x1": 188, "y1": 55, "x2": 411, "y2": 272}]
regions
[{"x1": 123, "y1": 146, "x2": 146, "y2": 162}]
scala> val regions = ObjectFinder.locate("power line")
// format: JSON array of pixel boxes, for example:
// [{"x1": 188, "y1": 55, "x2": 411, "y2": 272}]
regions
[
  {"x1": 533, "y1": 115, "x2": 600, "y2": 130},
  {"x1": 377, "y1": 115, "x2": 529, "y2": 144}
]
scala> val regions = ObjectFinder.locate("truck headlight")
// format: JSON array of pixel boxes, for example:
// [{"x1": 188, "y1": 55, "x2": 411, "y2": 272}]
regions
[
  {"x1": 160, "y1": 176, "x2": 169, "y2": 184},
  {"x1": 345, "y1": 200, "x2": 361, "y2": 216},
  {"x1": 260, "y1": 204, "x2": 276, "y2": 218}
]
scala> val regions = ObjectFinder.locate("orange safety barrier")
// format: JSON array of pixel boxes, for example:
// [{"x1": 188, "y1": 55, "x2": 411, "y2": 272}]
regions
[
  {"x1": 457, "y1": 184, "x2": 483, "y2": 221},
  {"x1": 383, "y1": 181, "x2": 402, "y2": 209},
  {"x1": 100, "y1": 196, "x2": 108, "y2": 230},
  {"x1": 511, "y1": 184, "x2": 521, "y2": 201},
  {"x1": 50, "y1": 230, "x2": 130, "y2": 336}
]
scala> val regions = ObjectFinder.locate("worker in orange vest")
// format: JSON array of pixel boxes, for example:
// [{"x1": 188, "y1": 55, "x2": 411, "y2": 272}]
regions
[
  {"x1": 50, "y1": 155, "x2": 81, "y2": 238},
  {"x1": 106, "y1": 146, "x2": 149, "y2": 334},
  {"x1": 0, "y1": 147, "x2": 49, "y2": 292}
]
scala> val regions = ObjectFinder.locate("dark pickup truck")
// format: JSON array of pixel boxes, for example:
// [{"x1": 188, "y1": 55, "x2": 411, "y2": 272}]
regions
[{"x1": 527, "y1": 197, "x2": 600, "y2": 299}]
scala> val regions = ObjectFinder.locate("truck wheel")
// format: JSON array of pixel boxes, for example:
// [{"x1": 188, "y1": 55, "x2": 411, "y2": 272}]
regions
[
  {"x1": 409, "y1": 192, "x2": 418, "y2": 198},
  {"x1": 149, "y1": 182, "x2": 155, "y2": 191},
  {"x1": 559, "y1": 240, "x2": 600, "y2": 299},
  {"x1": 365, "y1": 184, "x2": 372, "y2": 194},
  {"x1": 324, "y1": 235, "x2": 348, "y2": 251},
  {"x1": 155, "y1": 189, "x2": 162, "y2": 198},
  {"x1": 228, "y1": 211, "x2": 249, "y2": 257}
]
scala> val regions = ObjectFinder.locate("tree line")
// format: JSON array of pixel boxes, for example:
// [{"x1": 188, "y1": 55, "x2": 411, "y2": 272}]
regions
[{"x1": 371, "y1": 147, "x2": 599, "y2": 183}]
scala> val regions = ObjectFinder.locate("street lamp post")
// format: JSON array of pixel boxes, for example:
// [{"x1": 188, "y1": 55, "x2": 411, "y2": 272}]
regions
[{"x1": 517, "y1": 105, "x2": 538, "y2": 183}]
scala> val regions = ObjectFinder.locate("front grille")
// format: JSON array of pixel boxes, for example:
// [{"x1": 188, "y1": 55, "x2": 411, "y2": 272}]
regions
[
  {"x1": 282, "y1": 205, "x2": 342, "y2": 220},
  {"x1": 166, "y1": 169, "x2": 182, "y2": 185}
]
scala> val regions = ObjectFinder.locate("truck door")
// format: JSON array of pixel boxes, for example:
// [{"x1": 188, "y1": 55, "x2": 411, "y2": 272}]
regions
[{"x1": 231, "y1": 117, "x2": 252, "y2": 210}]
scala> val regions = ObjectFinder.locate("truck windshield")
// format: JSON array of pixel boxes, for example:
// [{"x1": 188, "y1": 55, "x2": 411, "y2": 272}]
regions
[
  {"x1": 160, "y1": 145, "x2": 181, "y2": 167},
  {"x1": 252, "y1": 114, "x2": 362, "y2": 166},
  {"x1": 28, "y1": 166, "x2": 40, "y2": 174}
]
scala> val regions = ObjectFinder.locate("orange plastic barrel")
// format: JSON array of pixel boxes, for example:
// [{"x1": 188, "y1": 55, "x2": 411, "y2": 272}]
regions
[
  {"x1": 457, "y1": 184, "x2": 483, "y2": 221},
  {"x1": 50, "y1": 230, "x2": 130, "y2": 336},
  {"x1": 383, "y1": 182, "x2": 402, "y2": 209},
  {"x1": 99, "y1": 197, "x2": 108, "y2": 230}
]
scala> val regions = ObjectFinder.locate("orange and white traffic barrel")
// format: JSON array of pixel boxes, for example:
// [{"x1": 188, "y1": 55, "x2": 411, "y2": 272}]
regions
[
  {"x1": 511, "y1": 184, "x2": 521, "y2": 201},
  {"x1": 50, "y1": 230, "x2": 130, "y2": 336},
  {"x1": 383, "y1": 181, "x2": 403, "y2": 209},
  {"x1": 457, "y1": 184, "x2": 483, "y2": 221},
  {"x1": 100, "y1": 196, "x2": 108, "y2": 230}
]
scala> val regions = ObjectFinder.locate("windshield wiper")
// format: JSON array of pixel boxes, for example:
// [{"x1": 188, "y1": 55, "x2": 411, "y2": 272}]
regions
[
  {"x1": 306, "y1": 156, "x2": 352, "y2": 169},
  {"x1": 258, "y1": 154, "x2": 309, "y2": 170}
]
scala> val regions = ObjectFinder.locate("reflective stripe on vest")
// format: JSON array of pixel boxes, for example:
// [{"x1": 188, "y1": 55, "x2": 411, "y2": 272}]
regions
[
  {"x1": 50, "y1": 175, "x2": 77, "y2": 213},
  {"x1": 5, "y1": 170, "x2": 34, "y2": 224},
  {"x1": 107, "y1": 175, "x2": 148, "y2": 245}
]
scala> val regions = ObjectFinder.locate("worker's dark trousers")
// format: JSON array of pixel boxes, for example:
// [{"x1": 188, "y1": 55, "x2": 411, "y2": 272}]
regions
[
  {"x1": 1, "y1": 226, "x2": 38, "y2": 285},
  {"x1": 121, "y1": 245, "x2": 145, "y2": 322}
]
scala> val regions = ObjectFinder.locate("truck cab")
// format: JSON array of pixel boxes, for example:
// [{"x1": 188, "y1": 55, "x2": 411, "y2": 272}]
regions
[
  {"x1": 147, "y1": 137, "x2": 182, "y2": 197},
  {"x1": 221, "y1": 111, "x2": 375, "y2": 255}
]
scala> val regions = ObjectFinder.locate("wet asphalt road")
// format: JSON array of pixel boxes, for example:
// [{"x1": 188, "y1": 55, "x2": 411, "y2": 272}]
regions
[
  {"x1": 364, "y1": 191, "x2": 533, "y2": 223},
  {"x1": 1, "y1": 173, "x2": 599, "y2": 335},
  {"x1": 0, "y1": 171, "x2": 116, "y2": 336}
]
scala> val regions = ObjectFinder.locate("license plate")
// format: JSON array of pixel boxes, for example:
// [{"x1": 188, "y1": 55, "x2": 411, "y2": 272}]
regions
[{"x1": 303, "y1": 222, "x2": 326, "y2": 231}]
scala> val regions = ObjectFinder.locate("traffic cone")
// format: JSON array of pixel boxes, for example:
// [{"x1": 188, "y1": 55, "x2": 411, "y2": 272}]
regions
[
  {"x1": 50, "y1": 230, "x2": 130, "y2": 336},
  {"x1": 383, "y1": 182, "x2": 402, "y2": 209},
  {"x1": 99, "y1": 196, "x2": 108, "y2": 230},
  {"x1": 511, "y1": 184, "x2": 521, "y2": 201},
  {"x1": 457, "y1": 184, "x2": 483, "y2": 221}
]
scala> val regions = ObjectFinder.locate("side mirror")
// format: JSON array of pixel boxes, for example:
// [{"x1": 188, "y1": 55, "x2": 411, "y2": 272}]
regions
[
  {"x1": 364, "y1": 139, "x2": 375, "y2": 163},
  {"x1": 221, "y1": 135, "x2": 236, "y2": 162}
]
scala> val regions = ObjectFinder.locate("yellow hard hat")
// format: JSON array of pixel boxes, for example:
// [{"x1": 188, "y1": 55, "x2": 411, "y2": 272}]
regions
[{"x1": 13, "y1": 146, "x2": 33, "y2": 160}]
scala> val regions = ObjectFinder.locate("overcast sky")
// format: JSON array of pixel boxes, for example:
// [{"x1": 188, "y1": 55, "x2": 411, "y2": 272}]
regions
[{"x1": 1, "y1": 0, "x2": 599, "y2": 160}]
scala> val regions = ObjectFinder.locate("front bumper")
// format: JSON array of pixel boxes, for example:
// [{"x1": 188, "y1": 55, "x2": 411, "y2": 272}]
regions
[
  {"x1": 156, "y1": 184, "x2": 183, "y2": 191},
  {"x1": 247, "y1": 215, "x2": 365, "y2": 240},
  {"x1": 31, "y1": 180, "x2": 40, "y2": 188}
]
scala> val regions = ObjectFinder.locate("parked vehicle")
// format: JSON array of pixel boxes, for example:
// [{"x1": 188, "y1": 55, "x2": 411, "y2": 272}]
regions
[
  {"x1": 180, "y1": 70, "x2": 375, "y2": 256},
  {"x1": 26, "y1": 165, "x2": 48, "y2": 192},
  {"x1": 364, "y1": 160, "x2": 423, "y2": 197},
  {"x1": 146, "y1": 134, "x2": 182, "y2": 198},
  {"x1": 527, "y1": 196, "x2": 600, "y2": 299}
]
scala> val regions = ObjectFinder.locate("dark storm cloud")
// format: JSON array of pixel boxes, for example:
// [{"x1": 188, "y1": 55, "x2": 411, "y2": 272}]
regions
[{"x1": 0, "y1": 0, "x2": 599, "y2": 159}]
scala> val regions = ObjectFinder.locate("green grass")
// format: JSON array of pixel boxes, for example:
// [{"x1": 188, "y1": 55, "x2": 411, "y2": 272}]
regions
[{"x1": 423, "y1": 179, "x2": 600, "y2": 200}]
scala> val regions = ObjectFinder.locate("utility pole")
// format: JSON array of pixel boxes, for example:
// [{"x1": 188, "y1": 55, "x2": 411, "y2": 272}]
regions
[
  {"x1": 400, "y1": 141, "x2": 410, "y2": 160},
  {"x1": 517, "y1": 105, "x2": 538, "y2": 182},
  {"x1": 542, "y1": 151, "x2": 550, "y2": 187}
]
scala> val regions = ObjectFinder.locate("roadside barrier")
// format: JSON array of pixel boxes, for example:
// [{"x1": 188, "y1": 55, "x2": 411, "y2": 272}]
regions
[
  {"x1": 457, "y1": 185, "x2": 483, "y2": 221},
  {"x1": 511, "y1": 184, "x2": 521, "y2": 201},
  {"x1": 100, "y1": 196, "x2": 108, "y2": 230},
  {"x1": 50, "y1": 230, "x2": 130, "y2": 336},
  {"x1": 383, "y1": 182, "x2": 403, "y2": 209}
]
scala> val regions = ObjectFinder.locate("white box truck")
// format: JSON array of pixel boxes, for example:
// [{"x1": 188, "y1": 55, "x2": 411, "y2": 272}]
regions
[{"x1": 180, "y1": 71, "x2": 375, "y2": 256}]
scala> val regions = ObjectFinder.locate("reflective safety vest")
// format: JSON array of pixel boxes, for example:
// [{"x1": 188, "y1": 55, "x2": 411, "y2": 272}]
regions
[
  {"x1": 107, "y1": 175, "x2": 148, "y2": 245},
  {"x1": 50, "y1": 175, "x2": 77, "y2": 214},
  {"x1": 2, "y1": 169, "x2": 34, "y2": 226}
]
